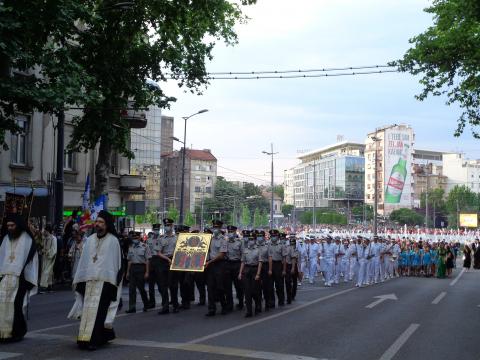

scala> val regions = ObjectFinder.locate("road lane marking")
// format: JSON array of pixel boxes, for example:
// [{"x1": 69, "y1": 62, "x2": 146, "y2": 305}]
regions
[
  {"x1": 379, "y1": 323, "x2": 419, "y2": 360},
  {"x1": 0, "y1": 353, "x2": 22, "y2": 360},
  {"x1": 187, "y1": 287, "x2": 357, "y2": 344},
  {"x1": 431, "y1": 291, "x2": 447, "y2": 305},
  {"x1": 31, "y1": 306, "x2": 163, "y2": 334},
  {"x1": 449, "y1": 268, "x2": 465, "y2": 286},
  {"x1": 115, "y1": 339, "x2": 328, "y2": 360},
  {"x1": 365, "y1": 294, "x2": 397, "y2": 309},
  {"x1": 29, "y1": 334, "x2": 329, "y2": 360}
]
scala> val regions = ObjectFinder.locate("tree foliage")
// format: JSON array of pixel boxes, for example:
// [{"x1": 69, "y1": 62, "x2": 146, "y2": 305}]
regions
[
  {"x1": 281, "y1": 204, "x2": 294, "y2": 217},
  {"x1": 241, "y1": 205, "x2": 251, "y2": 227},
  {"x1": 395, "y1": 0, "x2": 480, "y2": 137},
  {"x1": 351, "y1": 204, "x2": 374, "y2": 221},
  {"x1": 167, "y1": 205, "x2": 179, "y2": 223},
  {"x1": 0, "y1": 1, "x2": 94, "y2": 150},
  {"x1": 0, "y1": 0, "x2": 256, "y2": 200},
  {"x1": 389, "y1": 208, "x2": 424, "y2": 226},
  {"x1": 299, "y1": 210, "x2": 347, "y2": 225}
]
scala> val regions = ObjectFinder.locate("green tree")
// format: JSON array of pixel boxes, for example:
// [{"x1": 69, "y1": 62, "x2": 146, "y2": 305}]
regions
[
  {"x1": 299, "y1": 210, "x2": 347, "y2": 225},
  {"x1": 396, "y1": 0, "x2": 480, "y2": 138},
  {"x1": 184, "y1": 210, "x2": 195, "y2": 227},
  {"x1": 253, "y1": 208, "x2": 262, "y2": 228},
  {"x1": 445, "y1": 185, "x2": 479, "y2": 227},
  {"x1": 241, "y1": 205, "x2": 251, "y2": 227},
  {"x1": 260, "y1": 209, "x2": 269, "y2": 227},
  {"x1": 66, "y1": 1, "x2": 256, "y2": 200},
  {"x1": 390, "y1": 208, "x2": 424, "y2": 226},
  {"x1": 0, "y1": 1, "x2": 93, "y2": 150},
  {"x1": 281, "y1": 204, "x2": 294, "y2": 217},
  {"x1": 273, "y1": 185, "x2": 284, "y2": 201},
  {"x1": 351, "y1": 205, "x2": 374, "y2": 221},
  {"x1": 167, "y1": 205, "x2": 179, "y2": 223}
]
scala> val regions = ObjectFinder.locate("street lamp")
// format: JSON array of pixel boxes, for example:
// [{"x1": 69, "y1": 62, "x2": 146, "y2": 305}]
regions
[
  {"x1": 178, "y1": 109, "x2": 208, "y2": 224},
  {"x1": 371, "y1": 134, "x2": 381, "y2": 236},
  {"x1": 262, "y1": 144, "x2": 278, "y2": 230}
]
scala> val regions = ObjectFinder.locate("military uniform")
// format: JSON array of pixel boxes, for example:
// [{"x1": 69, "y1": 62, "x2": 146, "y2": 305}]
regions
[
  {"x1": 240, "y1": 232, "x2": 262, "y2": 317},
  {"x1": 156, "y1": 219, "x2": 179, "y2": 314},
  {"x1": 268, "y1": 229, "x2": 287, "y2": 307},
  {"x1": 225, "y1": 225, "x2": 244, "y2": 311},
  {"x1": 205, "y1": 220, "x2": 228, "y2": 316},
  {"x1": 256, "y1": 230, "x2": 272, "y2": 310},
  {"x1": 285, "y1": 236, "x2": 299, "y2": 304},
  {"x1": 126, "y1": 237, "x2": 151, "y2": 312},
  {"x1": 147, "y1": 231, "x2": 162, "y2": 308}
]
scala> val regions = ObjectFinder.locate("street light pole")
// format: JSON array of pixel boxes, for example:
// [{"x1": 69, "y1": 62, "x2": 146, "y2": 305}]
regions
[
  {"x1": 262, "y1": 144, "x2": 278, "y2": 230},
  {"x1": 371, "y1": 133, "x2": 381, "y2": 237},
  {"x1": 176, "y1": 109, "x2": 208, "y2": 224}
]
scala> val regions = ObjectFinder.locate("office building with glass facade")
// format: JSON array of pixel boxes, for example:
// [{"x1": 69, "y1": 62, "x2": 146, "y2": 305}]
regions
[
  {"x1": 130, "y1": 106, "x2": 173, "y2": 208},
  {"x1": 284, "y1": 141, "x2": 365, "y2": 211}
]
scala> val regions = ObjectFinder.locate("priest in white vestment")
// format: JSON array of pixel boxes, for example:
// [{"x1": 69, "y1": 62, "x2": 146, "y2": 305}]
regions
[
  {"x1": 70, "y1": 210, "x2": 122, "y2": 350},
  {"x1": 39, "y1": 224, "x2": 57, "y2": 290},
  {"x1": 0, "y1": 214, "x2": 38, "y2": 342}
]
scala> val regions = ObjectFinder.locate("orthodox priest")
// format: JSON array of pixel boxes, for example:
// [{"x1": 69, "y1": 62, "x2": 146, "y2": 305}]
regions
[
  {"x1": 70, "y1": 210, "x2": 122, "y2": 350},
  {"x1": 0, "y1": 214, "x2": 38, "y2": 342}
]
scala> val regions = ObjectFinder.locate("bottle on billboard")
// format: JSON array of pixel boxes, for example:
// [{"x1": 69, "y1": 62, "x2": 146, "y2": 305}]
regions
[{"x1": 385, "y1": 144, "x2": 409, "y2": 204}]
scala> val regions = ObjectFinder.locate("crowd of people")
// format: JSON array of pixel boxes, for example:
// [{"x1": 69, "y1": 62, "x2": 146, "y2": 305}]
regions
[{"x1": 2, "y1": 213, "x2": 480, "y2": 351}]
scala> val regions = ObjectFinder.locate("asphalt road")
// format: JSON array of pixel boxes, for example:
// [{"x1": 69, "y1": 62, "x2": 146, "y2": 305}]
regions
[{"x1": 1, "y1": 263, "x2": 478, "y2": 360}]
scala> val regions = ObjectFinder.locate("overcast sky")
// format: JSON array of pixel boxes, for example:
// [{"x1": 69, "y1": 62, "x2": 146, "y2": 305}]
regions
[{"x1": 162, "y1": 0, "x2": 478, "y2": 186}]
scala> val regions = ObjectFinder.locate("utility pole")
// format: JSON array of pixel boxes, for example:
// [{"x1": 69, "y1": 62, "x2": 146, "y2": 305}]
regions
[
  {"x1": 312, "y1": 159, "x2": 316, "y2": 232},
  {"x1": 425, "y1": 163, "x2": 429, "y2": 229},
  {"x1": 371, "y1": 132, "x2": 381, "y2": 237},
  {"x1": 54, "y1": 110, "x2": 65, "y2": 237},
  {"x1": 262, "y1": 144, "x2": 278, "y2": 230}
]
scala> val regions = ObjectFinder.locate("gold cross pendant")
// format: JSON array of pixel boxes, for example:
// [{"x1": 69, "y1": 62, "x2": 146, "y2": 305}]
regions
[
  {"x1": 93, "y1": 254, "x2": 98, "y2": 263},
  {"x1": 9, "y1": 254, "x2": 15, "y2": 262}
]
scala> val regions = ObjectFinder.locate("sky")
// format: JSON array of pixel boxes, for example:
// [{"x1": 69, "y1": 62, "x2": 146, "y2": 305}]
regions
[{"x1": 161, "y1": 0, "x2": 479, "y2": 186}]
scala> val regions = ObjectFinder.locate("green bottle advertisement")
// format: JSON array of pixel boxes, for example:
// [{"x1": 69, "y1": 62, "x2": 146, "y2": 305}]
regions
[{"x1": 385, "y1": 144, "x2": 409, "y2": 204}]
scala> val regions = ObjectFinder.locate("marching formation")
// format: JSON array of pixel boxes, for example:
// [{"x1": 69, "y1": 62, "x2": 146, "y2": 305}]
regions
[{"x1": 0, "y1": 212, "x2": 471, "y2": 352}]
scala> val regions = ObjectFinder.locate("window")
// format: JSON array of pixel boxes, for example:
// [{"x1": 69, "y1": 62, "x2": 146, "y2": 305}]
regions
[
  {"x1": 10, "y1": 115, "x2": 29, "y2": 165},
  {"x1": 195, "y1": 175, "x2": 201, "y2": 181},
  {"x1": 110, "y1": 151, "x2": 118, "y2": 175},
  {"x1": 64, "y1": 151, "x2": 74, "y2": 171},
  {"x1": 195, "y1": 186, "x2": 201, "y2": 193},
  {"x1": 205, "y1": 187, "x2": 212, "y2": 194}
]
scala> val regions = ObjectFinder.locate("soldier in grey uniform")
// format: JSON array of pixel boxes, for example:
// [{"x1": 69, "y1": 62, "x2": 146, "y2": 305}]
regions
[
  {"x1": 256, "y1": 230, "x2": 272, "y2": 311},
  {"x1": 285, "y1": 235, "x2": 299, "y2": 304},
  {"x1": 175, "y1": 224, "x2": 193, "y2": 310},
  {"x1": 225, "y1": 225, "x2": 244, "y2": 312},
  {"x1": 238, "y1": 230, "x2": 262, "y2": 317},
  {"x1": 147, "y1": 224, "x2": 161, "y2": 309},
  {"x1": 156, "y1": 218, "x2": 180, "y2": 314},
  {"x1": 205, "y1": 220, "x2": 228, "y2": 316},
  {"x1": 126, "y1": 232, "x2": 151, "y2": 313},
  {"x1": 268, "y1": 229, "x2": 287, "y2": 307}
]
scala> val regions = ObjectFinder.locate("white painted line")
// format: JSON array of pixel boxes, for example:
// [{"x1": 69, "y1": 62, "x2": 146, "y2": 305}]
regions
[
  {"x1": 29, "y1": 334, "x2": 329, "y2": 360},
  {"x1": 431, "y1": 291, "x2": 447, "y2": 305},
  {"x1": 31, "y1": 306, "x2": 163, "y2": 334},
  {"x1": 115, "y1": 339, "x2": 327, "y2": 360},
  {"x1": 379, "y1": 323, "x2": 419, "y2": 360},
  {"x1": 365, "y1": 294, "x2": 398, "y2": 309},
  {"x1": 449, "y1": 268, "x2": 465, "y2": 286},
  {"x1": 188, "y1": 287, "x2": 357, "y2": 344},
  {"x1": 0, "y1": 353, "x2": 22, "y2": 360}
]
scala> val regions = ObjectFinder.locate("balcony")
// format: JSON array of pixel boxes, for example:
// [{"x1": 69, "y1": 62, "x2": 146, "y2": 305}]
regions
[
  {"x1": 121, "y1": 101, "x2": 147, "y2": 129},
  {"x1": 120, "y1": 174, "x2": 146, "y2": 194}
]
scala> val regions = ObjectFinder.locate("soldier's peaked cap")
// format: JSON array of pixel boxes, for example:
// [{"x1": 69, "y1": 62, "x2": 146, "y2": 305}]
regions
[
  {"x1": 269, "y1": 229, "x2": 280, "y2": 236},
  {"x1": 212, "y1": 219, "x2": 223, "y2": 228},
  {"x1": 226, "y1": 225, "x2": 237, "y2": 231},
  {"x1": 163, "y1": 218, "x2": 174, "y2": 225}
]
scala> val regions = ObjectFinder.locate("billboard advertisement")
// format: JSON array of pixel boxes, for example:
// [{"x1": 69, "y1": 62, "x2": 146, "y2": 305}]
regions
[
  {"x1": 459, "y1": 213, "x2": 478, "y2": 228},
  {"x1": 384, "y1": 126, "x2": 414, "y2": 213}
]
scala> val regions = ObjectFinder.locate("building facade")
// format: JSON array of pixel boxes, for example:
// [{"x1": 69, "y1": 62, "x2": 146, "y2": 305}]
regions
[
  {"x1": 364, "y1": 124, "x2": 415, "y2": 215},
  {"x1": 285, "y1": 141, "x2": 365, "y2": 212},
  {"x1": 130, "y1": 107, "x2": 173, "y2": 209},
  {"x1": 161, "y1": 148, "x2": 217, "y2": 217},
  {"x1": 0, "y1": 111, "x2": 145, "y2": 221},
  {"x1": 411, "y1": 149, "x2": 447, "y2": 207},
  {"x1": 442, "y1": 153, "x2": 480, "y2": 194}
]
